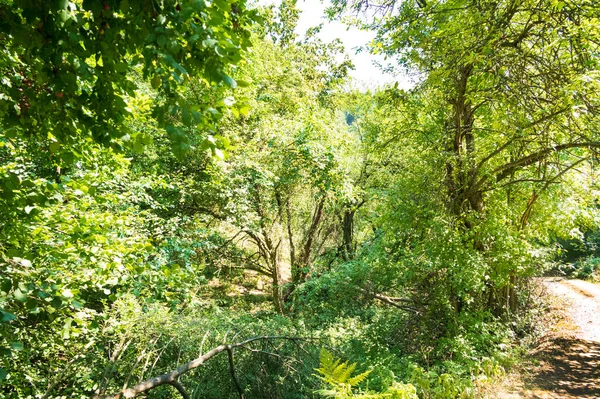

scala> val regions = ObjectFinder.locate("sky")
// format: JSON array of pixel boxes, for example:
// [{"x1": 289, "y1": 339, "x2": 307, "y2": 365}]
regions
[{"x1": 260, "y1": 0, "x2": 413, "y2": 89}]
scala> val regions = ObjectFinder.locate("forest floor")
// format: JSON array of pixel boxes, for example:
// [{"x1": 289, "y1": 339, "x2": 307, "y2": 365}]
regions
[{"x1": 486, "y1": 278, "x2": 600, "y2": 398}]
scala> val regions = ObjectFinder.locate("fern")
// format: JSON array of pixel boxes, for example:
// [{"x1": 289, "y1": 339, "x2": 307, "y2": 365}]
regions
[
  {"x1": 314, "y1": 349, "x2": 419, "y2": 399},
  {"x1": 314, "y1": 348, "x2": 374, "y2": 398}
]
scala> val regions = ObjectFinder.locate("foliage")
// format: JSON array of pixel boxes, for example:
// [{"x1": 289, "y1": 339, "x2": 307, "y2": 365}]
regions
[
  {"x1": 324, "y1": 0, "x2": 600, "y2": 327},
  {"x1": 316, "y1": 347, "x2": 507, "y2": 399},
  {"x1": 0, "y1": 149, "x2": 212, "y2": 397},
  {"x1": 2, "y1": 0, "x2": 600, "y2": 398},
  {"x1": 95, "y1": 295, "x2": 323, "y2": 399},
  {"x1": 315, "y1": 348, "x2": 374, "y2": 398},
  {"x1": 0, "y1": 0, "x2": 258, "y2": 157},
  {"x1": 315, "y1": 348, "x2": 419, "y2": 399}
]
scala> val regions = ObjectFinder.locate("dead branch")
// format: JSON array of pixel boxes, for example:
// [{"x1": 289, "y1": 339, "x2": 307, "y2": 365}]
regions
[
  {"x1": 371, "y1": 292, "x2": 419, "y2": 313},
  {"x1": 170, "y1": 381, "x2": 189, "y2": 399},
  {"x1": 92, "y1": 336, "x2": 314, "y2": 399},
  {"x1": 227, "y1": 347, "x2": 244, "y2": 399},
  {"x1": 357, "y1": 286, "x2": 418, "y2": 313}
]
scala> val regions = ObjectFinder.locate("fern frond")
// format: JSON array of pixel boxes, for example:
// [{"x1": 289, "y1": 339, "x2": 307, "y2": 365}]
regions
[
  {"x1": 347, "y1": 369, "x2": 372, "y2": 386},
  {"x1": 337, "y1": 362, "x2": 357, "y2": 383},
  {"x1": 332, "y1": 360, "x2": 351, "y2": 382},
  {"x1": 316, "y1": 348, "x2": 377, "y2": 398},
  {"x1": 320, "y1": 347, "x2": 335, "y2": 371}
]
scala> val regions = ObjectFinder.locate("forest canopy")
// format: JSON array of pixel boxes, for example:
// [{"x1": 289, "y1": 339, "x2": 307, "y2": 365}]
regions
[{"x1": 1, "y1": 0, "x2": 599, "y2": 398}]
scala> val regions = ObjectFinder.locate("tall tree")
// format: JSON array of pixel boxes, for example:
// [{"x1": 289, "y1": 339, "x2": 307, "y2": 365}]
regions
[{"x1": 331, "y1": 0, "x2": 600, "y2": 312}]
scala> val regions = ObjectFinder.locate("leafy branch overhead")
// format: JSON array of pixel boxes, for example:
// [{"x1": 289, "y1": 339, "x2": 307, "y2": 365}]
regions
[{"x1": 0, "y1": 0, "x2": 259, "y2": 159}]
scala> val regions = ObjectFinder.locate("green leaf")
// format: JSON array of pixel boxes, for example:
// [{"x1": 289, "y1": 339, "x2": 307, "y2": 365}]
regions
[
  {"x1": 49, "y1": 142, "x2": 61, "y2": 153},
  {"x1": 202, "y1": 38, "x2": 218, "y2": 48},
  {"x1": 11, "y1": 342, "x2": 23, "y2": 351},
  {"x1": 166, "y1": 125, "x2": 186, "y2": 141},
  {"x1": 151, "y1": 75, "x2": 161, "y2": 89},
  {"x1": 52, "y1": 297, "x2": 63, "y2": 308},
  {"x1": 13, "y1": 289, "x2": 27, "y2": 302},
  {"x1": 62, "y1": 318, "x2": 73, "y2": 339},
  {"x1": 219, "y1": 72, "x2": 237, "y2": 88},
  {"x1": 239, "y1": 104, "x2": 251, "y2": 117},
  {"x1": 71, "y1": 299, "x2": 84, "y2": 309},
  {"x1": 58, "y1": 9, "x2": 70, "y2": 23},
  {"x1": 206, "y1": 107, "x2": 221, "y2": 116},
  {"x1": 1, "y1": 280, "x2": 11, "y2": 293},
  {"x1": 0, "y1": 310, "x2": 16, "y2": 323},
  {"x1": 182, "y1": 107, "x2": 191, "y2": 125},
  {"x1": 114, "y1": 62, "x2": 127, "y2": 73},
  {"x1": 25, "y1": 298, "x2": 37, "y2": 310},
  {"x1": 214, "y1": 0, "x2": 229, "y2": 10}
]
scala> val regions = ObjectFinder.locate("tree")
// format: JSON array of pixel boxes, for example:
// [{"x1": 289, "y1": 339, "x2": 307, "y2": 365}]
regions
[
  {"x1": 332, "y1": 0, "x2": 600, "y2": 312},
  {"x1": 213, "y1": 21, "x2": 354, "y2": 311},
  {"x1": 0, "y1": 0, "x2": 260, "y2": 394},
  {"x1": 0, "y1": 0, "x2": 258, "y2": 156}
]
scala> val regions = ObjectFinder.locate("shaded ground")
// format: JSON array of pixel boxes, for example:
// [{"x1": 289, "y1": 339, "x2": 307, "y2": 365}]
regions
[
  {"x1": 525, "y1": 337, "x2": 600, "y2": 398},
  {"x1": 486, "y1": 278, "x2": 600, "y2": 399}
]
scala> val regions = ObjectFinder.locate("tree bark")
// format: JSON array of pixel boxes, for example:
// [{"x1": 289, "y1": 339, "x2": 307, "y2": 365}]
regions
[
  {"x1": 272, "y1": 259, "x2": 284, "y2": 313},
  {"x1": 342, "y1": 208, "x2": 355, "y2": 261},
  {"x1": 293, "y1": 197, "x2": 326, "y2": 284},
  {"x1": 446, "y1": 64, "x2": 480, "y2": 217},
  {"x1": 285, "y1": 199, "x2": 296, "y2": 273},
  {"x1": 266, "y1": 238, "x2": 284, "y2": 313}
]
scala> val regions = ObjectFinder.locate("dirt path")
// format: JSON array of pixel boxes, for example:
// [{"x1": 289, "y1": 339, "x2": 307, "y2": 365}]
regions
[
  {"x1": 494, "y1": 278, "x2": 600, "y2": 398},
  {"x1": 524, "y1": 278, "x2": 600, "y2": 398},
  {"x1": 544, "y1": 278, "x2": 600, "y2": 342}
]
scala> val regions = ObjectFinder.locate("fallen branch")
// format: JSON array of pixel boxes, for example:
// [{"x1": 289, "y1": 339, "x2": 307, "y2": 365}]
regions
[
  {"x1": 227, "y1": 347, "x2": 244, "y2": 399},
  {"x1": 170, "y1": 381, "x2": 189, "y2": 399},
  {"x1": 357, "y1": 286, "x2": 418, "y2": 313},
  {"x1": 92, "y1": 336, "x2": 312, "y2": 399},
  {"x1": 371, "y1": 292, "x2": 419, "y2": 313}
]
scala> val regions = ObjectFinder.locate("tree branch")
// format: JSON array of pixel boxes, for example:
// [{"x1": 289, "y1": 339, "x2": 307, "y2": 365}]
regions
[
  {"x1": 371, "y1": 292, "x2": 419, "y2": 313},
  {"x1": 356, "y1": 286, "x2": 418, "y2": 313},
  {"x1": 495, "y1": 141, "x2": 600, "y2": 182},
  {"x1": 475, "y1": 138, "x2": 515, "y2": 171},
  {"x1": 519, "y1": 157, "x2": 588, "y2": 229},
  {"x1": 298, "y1": 196, "x2": 326, "y2": 267},
  {"x1": 227, "y1": 347, "x2": 244, "y2": 399},
  {"x1": 169, "y1": 381, "x2": 189, "y2": 399},
  {"x1": 92, "y1": 336, "x2": 314, "y2": 399}
]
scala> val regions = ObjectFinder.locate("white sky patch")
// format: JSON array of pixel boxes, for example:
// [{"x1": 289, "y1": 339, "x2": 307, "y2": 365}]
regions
[{"x1": 259, "y1": 0, "x2": 413, "y2": 89}]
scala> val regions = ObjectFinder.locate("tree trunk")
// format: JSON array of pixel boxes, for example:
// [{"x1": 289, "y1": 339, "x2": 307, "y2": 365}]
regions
[
  {"x1": 293, "y1": 197, "x2": 326, "y2": 285},
  {"x1": 271, "y1": 252, "x2": 284, "y2": 313},
  {"x1": 342, "y1": 208, "x2": 355, "y2": 261},
  {"x1": 446, "y1": 65, "x2": 479, "y2": 218},
  {"x1": 285, "y1": 198, "x2": 296, "y2": 275},
  {"x1": 444, "y1": 65, "x2": 482, "y2": 313}
]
